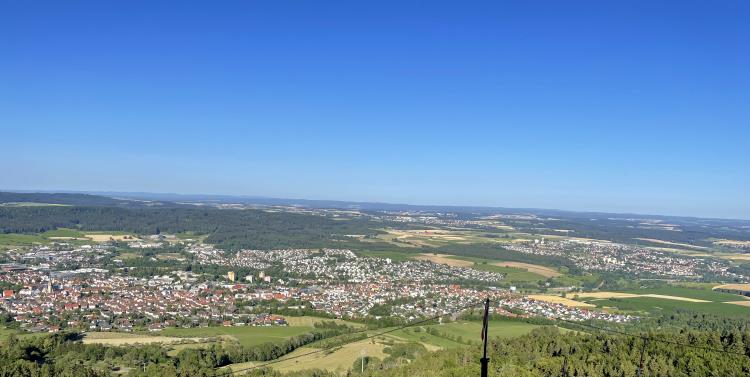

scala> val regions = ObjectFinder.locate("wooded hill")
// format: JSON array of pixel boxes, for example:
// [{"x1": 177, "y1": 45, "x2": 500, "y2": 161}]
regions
[{"x1": 0, "y1": 205, "x2": 384, "y2": 250}]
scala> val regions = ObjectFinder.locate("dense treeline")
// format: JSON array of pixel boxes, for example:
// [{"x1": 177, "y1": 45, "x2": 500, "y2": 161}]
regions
[
  {"x1": 0, "y1": 206, "x2": 381, "y2": 250},
  {"x1": 359, "y1": 327, "x2": 750, "y2": 377},
  {"x1": 1, "y1": 332, "x2": 122, "y2": 377},
  {"x1": 649, "y1": 309, "x2": 750, "y2": 333},
  {"x1": 0, "y1": 323, "x2": 353, "y2": 377},
  {"x1": 501, "y1": 216, "x2": 750, "y2": 247},
  {"x1": 0, "y1": 192, "x2": 136, "y2": 207}
]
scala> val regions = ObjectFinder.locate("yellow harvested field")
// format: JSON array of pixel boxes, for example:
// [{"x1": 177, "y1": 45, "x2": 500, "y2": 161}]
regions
[
  {"x1": 574, "y1": 292, "x2": 708, "y2": 302},
  {"x1": 492, "y1": 262, "x2": 560, "y2": 278},
  {"x1": 719, "y1": 254, "x2": 750, "y2": 261},
  {"x1": 527, "y1": 295, "x2": 595, "y2": 308},
  {"x1": 726, "y1": 300, "x2": 750, "y2": 307},
  {"x1": 387, "y1": 229, "x2": 469, "y2": 242},
  {"x1": 83, "y1": 333, "x2": 204, "y2": 345},
  {"x1": 85, "y1": 234, "x2": 139, "y2": 242},
  {"x1": 415, "y1": 253, "x2": 474, "y2": 267},
  {"x1": 284, "y1": 316, "x2": 363, "y2": 328},
  {"x1": 714, "y1": 284, "x2": 750, "y2": 291},
  {"x1": 713, "y1": 239, "x2": 750, "y2": 248}
]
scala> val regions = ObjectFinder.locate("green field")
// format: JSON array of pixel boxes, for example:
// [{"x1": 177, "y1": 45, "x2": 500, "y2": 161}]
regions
[
  {"x1": 355, "y1": 249, "x2": 416, "y2": 261},
  {"x1": 436, "y1": 320, "x2": 546, "y2": 340},
  {"x1": 0, "y1": 327, "x2": 19, "y2": 341},
  {"x1": 385, "y1": 327, "x2": 464, "y2": 348},
  {"x1": 40, "y1": 228, "x2": 86, "y2": 238},
  {"x1": 473, "y1": 264, "x2": 546, "y2": 283},
  {"x1": 0, "y1": 327, "x2": 49, "y2": 343},
  {"x1": 0, "y1": 233, "x2": 47, "y2": 247},
  {"x1": 577, "y1": 285, "x2": 750, "y2": 317},
  {"x1": 619, "y1": 286, "x2": 742, "y2": 302},
  {"x1": 0, "y1": 228, "x2": 98, "y2": 249},
  {"x1": 160, "y1": 325, "x2": 316, "y2": 347},
  {"x1": 174, "y1": 231, "x2": 206, "y2": 240},
  {"x1": 670, "y1": 281, "x2": 724, "y2": 290},
  {"x1": 283, "y1": 316, "x2": 363, "y2": 328},
  {"x1": 586, "y1": 297, "x2": 750, "y2": 317}
]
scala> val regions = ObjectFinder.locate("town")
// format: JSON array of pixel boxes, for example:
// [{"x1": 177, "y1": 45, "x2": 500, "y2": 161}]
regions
[{"x1": 0, "y1": 240, "x2": 637, "y2": 334}]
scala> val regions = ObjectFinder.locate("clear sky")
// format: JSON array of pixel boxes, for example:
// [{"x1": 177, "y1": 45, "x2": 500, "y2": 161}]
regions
[{"x1": 1, "y1": 1, "x2": 748, "y2": 219}]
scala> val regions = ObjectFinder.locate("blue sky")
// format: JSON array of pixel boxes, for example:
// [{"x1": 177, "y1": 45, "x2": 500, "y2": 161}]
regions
[{"x1": 1, "y1": 1, "x2": 748, "y2": 219}]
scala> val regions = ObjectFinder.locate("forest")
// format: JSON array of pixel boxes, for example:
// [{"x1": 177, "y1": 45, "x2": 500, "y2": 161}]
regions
[{"x1": 0, "y1": 206, "x2": 383, "y2": 250}]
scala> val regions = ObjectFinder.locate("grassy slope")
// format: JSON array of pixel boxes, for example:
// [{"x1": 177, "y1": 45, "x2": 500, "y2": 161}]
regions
[{"x1": 224, "y1": 319, "x2": 546, "y2": 374}]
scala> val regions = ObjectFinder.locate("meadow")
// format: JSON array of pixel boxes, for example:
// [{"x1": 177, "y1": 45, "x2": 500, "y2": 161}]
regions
[
  {"x1": 0, "y1": 227, "x2": 96, "y2": 249},
  {"x1": 160, "y1": 325, "x2": 315, "y2": 347},
  {"x1": 40, "y1": 228, "x2": 87, "y2": 238},
  {"x1": 0, "y1": 233, "x2": 47, "y2": 248},
  {"x1": 584, "y1": 296, "x2": 750, "y2": 317}
]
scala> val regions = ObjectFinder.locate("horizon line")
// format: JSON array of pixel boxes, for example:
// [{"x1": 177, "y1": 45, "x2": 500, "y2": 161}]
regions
[{"x1": 2, "y1": 188, "x2": 749, "y2": 222}]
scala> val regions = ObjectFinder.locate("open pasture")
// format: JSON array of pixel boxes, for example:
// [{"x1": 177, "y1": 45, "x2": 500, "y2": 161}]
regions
[
  {"x1": 415, "y1": 253, "x2": 474, "y2": 267},
  {"x1": 0, "y1": 233, "x2": 47, "y2": 247},
  {"x1": 85, "y1": 233, "x2": 139, "y2": 242},
  {"x1": 82, "y1": 332, "x2": 204, "y2": 346},
  {"x1": 471, "y1": 263, "x2": 547, "y2": 283},
  {"x1": 712, "y1": 239, "x2": 750, "y2": 248},
  {"x1": 528, "y1": 294, "x2": 595, "y2": 308},
  {"x1": 584, "y1": 296, "x2": 750, "y2": 317},
  {"x1": 714, "y1": 283, "x2": 750, "y2": 292},
  {"x1": 41, "y1": 228, "x2": 86, "y2": 239},
  {"x1": 491, "y1": 261, "x2": 559, "y2": 278},
  {"x1": 426, "y1": 320, "x2": 548, "y2": 342},
  {"x1": 449, "y1": 255, "x2": 555, "y2": 281},
  {"x1": 160, "y1": 325, "x2": 315, "y2": 347},
  {"x1": 375, "y1": 228, "x2": 522, "y2": 248},
  {"x1": 283, "y1": 316, "x2": 363, "y2": 328}
]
